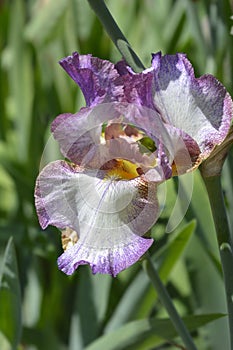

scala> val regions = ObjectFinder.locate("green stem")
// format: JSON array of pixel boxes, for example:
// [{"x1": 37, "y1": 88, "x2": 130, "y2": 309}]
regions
[
  {"x1": 202, "y1": 174, "x2": 233, "y2": 349},
  {"x1": 87, "y1": 0, "x2": 145, "y2": 72},
  {"x1": 143, "y1": 253, "x2": 197, "y2": 350}
]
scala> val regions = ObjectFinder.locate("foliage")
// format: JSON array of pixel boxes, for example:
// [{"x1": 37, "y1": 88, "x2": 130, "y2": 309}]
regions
[{"x1": 0, "y1": 0, "x2": 232, "y2": 349}]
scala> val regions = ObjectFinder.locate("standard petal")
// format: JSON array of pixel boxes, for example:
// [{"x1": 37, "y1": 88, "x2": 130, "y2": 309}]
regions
[
  {"x1": 51, "y1": 104, "x2": 123, "y2": 165},
  {"x1": 51, "y1": 107, "x2": 103, "y2": 166},
  {"x1": 163, "y1": 124, "x2": 201, "y2": 174},
  {"x1": 59, "y1": 52, "x2": 124, "y2": 106},
  {"x1": 115, "y1": 60, "x2": 155, "y2": 109},
  {"x1": 51, "y1": 110, "x2": 155, "y2": 171},
  {"x1": 151, "y1": 52, "x2": 233, "y2": 157},
  {"x1": 51, "y1": 102, "x2": 175, "y2": 176},
  {"x1": 35, "y1": 160, "x2": 158, "y2": 276}
]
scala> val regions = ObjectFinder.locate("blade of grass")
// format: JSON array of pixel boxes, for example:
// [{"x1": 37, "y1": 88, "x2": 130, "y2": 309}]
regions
[
  {"x1": 105, "y1": 220, "x2": 196, "y2": 331},
  {"x1": 87, "y1": 0, "x2": 144, "y2": 72},
  {"x1": 85, "y1": 313, "x2": 225, "y2": 350},
  {"x1": 0, "y1": 237, "x2": 21, "y2": 350}
]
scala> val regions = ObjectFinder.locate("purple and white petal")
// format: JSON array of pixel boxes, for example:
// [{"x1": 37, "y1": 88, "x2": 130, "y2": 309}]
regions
[
  {"x1": 115, "y1": 60, "x2": 155, "y2": 109},
  {"x1": 151, "y1": 52, "x2": 233, "y2": 157},
  {"x1": 59, "y1": 52, "x2": 124, "y2": 107},
  {"x1": 51, "y1": 107, "x2": 103, "y2": 166},
  {"x1": 51, "y1": 103, "x2": 174, "y2": 174},
  {"x1": 163, "y1": 124, "x2": 201, "y2": 174},
  {"x1": 51, "y1": 104, "x2": 123, "y2": 165},
  {"x1": 51, "y1": 101, "x2": 201, "y2": 178},
  {"x1": 35, "y1": 160, "x2": 158, "y2": 276},
  {"x1": 51, "y1": 112, "x2": 156, "y2": 171},
  {"x1": 57, "y1": 231, "x2": 152, "y2": 277}
]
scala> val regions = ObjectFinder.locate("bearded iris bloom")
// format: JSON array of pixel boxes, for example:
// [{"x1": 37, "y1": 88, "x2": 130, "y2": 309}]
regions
[
  {"x1": 35, "y1": 102, "x2": 173, "y2": 277},
  {"x1": 35, "y1": 52, "x2": 233, "y2": 276}
]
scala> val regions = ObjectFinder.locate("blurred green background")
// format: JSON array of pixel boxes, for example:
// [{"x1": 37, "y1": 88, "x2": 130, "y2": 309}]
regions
[{"x1": 0, "y1": 0, "x2": 233, "y2": 349}]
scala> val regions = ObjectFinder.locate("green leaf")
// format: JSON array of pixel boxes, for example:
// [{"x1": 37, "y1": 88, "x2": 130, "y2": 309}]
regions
[
  {"x1": 69, "y1": 267, "x2": 112, "y2": 349},
  {"x1": 0, "y1": 333, "x2": 11, "y2": 350},
  {"x1": 24, "y1": 0, "x2": 69, "y2": 45},
  {"x1": 22, "y1": 327, "x2": 65, "y2": 350},
  {"x1": 186, "y1": 171, "x2": 222, "y2": 275},
  {"x1": 158, "y1": 220, "x2": 196, "y2": 279},
  {"x1": 85, "y1": 313, "x2": 225, "y2": 350},
  {"x1": 183, "y1": 0, "x2": 207, "y2": 67},
  {"x1": 137, "y1": 220, "x2": 196, "y2": 318},
  {"x1": 0, "y1": 237, "x2": 22, "y2": 350},
  {"x1": 4, "y1": 0, "x2": 34, "y2": 162},
  {"x1": 223, "y1": 155, "x2": 233, "y2": 233},
  {"x1": 71, "y1": 0, "x2": 94, "y2": 42},
  {"x1": 105, "y1": 220, "x2": 196, "y2": 331}
]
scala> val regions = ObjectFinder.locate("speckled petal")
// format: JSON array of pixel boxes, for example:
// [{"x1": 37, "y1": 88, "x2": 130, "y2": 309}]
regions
[
  {"x1": 59, "y1": 52, "x2": 123, "y2": 107},
  {"x1": 57, "y1": 232, "x2": 152, "y2": 277},
  {"x1": 35, "y1": 160, "x2": 158, "y2": 276},
  {"x1": 151, "y1": 52, "x2": 233, "y2": 157},
  {"x1": 115, "y1": 60, "x2": 155, "y2": 109}
]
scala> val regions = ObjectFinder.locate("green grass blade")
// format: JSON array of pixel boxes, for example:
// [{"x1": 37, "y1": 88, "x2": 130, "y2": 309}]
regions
[
  {"x1": 105, "y1": 220, "x2": 196, "y2": 331},
  {"x1": 5, "y1": 0, "x2": 34, "y2": 162},
  {"x1": 0, "y1": 237, "x2": 22, "y2": 350},
  {"x1": 85, "y1": 313, "x2": 225, "y2": 350},
  {"x1": 24, "y1": 0, "x2": 69, "y2": 46},
  {"x1": 137, "y1": 220, "x2": 196, "y2": 318},
  {"x1": 69, "y1": 268, "x2": 112, "y2": 349}
]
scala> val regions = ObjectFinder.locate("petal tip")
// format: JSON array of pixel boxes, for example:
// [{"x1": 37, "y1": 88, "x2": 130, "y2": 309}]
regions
[{"x1": 57, "y1": 236, "x2": 154, "y2": 277}]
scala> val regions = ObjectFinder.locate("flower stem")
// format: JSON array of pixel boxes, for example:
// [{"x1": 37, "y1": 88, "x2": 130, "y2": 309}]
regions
[
  {"x1": 143, "y1": 253, "x2": 198, "y2": 350},
  {"x1": 87, "y1": 0, "x2": 145, "y2": 72},
  {"x1": 202, "y1": 174, "x2": 233, "y2": 349}
]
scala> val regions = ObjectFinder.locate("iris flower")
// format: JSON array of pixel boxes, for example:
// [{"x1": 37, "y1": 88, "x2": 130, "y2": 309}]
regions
[{"x1": 35, "y1": 52, "x2": 232, "y2": 276}]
